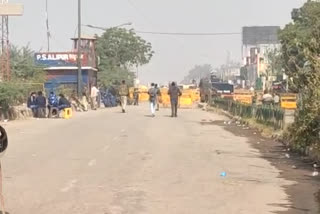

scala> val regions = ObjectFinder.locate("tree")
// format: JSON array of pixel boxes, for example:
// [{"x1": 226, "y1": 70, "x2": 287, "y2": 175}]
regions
[
  {"x1": 279, "y1": 1, "x2": 320, "y2": 151},
  {"x1": 265, "y1": 48, "x2": 283, "y2": 80},
  {"x1": 182, "y1": 64, "x2": 213, "y2": 84},
  {"x1": 96, "y1": 28, "x2": 154, "y2": 86},
  {"x1": 0, "y1": 45, "x2": 46, "y2": 110},
  {"x1": 10, "y1": 45, "x2": 45, "y2": 83}
]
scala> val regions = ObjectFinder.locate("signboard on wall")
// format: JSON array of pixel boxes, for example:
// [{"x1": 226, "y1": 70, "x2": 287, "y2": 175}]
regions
[{"x1": 35, "y1": 52, "x2": 88, "y2": 67}]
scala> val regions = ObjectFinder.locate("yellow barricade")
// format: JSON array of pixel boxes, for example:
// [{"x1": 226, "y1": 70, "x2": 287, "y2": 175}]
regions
[
  {"x1": 160, "y1": 88, "x2": 170, "y2": 108},
  {"x1": 183, "y1": 89, "x2": 200, "y2": 103},
  {"x1": 139, "y1": 92, "x2": 150, "y2": 102},
  {"x1": 234, "y1": 93, "x2": 253, "y2": 105},
  {"x1": 179, "y1": 94, "x2": 193, "y2": 108},
  {"x1": 281, "y1": 94, "x2": 297, "y2": 110}
]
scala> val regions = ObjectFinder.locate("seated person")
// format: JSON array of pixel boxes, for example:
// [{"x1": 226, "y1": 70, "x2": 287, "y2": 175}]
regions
[
  {"x1": 36, "y1": 91, "x2": 47, "y2": 118},
  {"x1": 58, "y1": 94, "x2": 71, "y2": 111},
  {"x1": 47, "y1": 92, "x2": 59, "y2": 117},
  {"x1": 48, "y1": 92, "x2": 58, "y2": 107},
  {"x1": 27, "y1": 92, "x2": 37, "y2": 117}
]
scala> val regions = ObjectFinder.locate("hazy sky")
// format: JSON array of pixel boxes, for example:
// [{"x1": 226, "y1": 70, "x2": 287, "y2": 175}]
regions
[{"x1": 9, "y1": 0, "x2": 305, "y2": 84}]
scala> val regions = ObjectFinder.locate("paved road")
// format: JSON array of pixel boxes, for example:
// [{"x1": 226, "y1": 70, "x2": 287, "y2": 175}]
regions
[{"x1": 2, "y1": 105, "x2": 293, "y2": 213}]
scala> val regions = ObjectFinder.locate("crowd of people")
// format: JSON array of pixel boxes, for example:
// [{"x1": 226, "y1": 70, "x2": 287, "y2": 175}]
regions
[
  {"x1": 27, "y1": 81, "x2": 183, "y2": 119},
  {"x1": 117, "y1": 80, "x2": 182, "y2": 117},
  {"x1": 27, "y1": 91, "x2": 72, "y2": 118}
]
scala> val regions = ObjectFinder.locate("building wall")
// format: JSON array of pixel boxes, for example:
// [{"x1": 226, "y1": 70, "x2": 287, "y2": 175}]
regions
[
  {"x1": 44, "y1": 69, "x2": 97, "y2": 92},
  {"x1": 242, "y1": 43, "x2": 280, "y2": 87}
]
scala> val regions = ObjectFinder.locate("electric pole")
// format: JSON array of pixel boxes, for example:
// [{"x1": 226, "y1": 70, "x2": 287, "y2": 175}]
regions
[
  {"x1": 77, "y1": 0, "x2": 82, "y2": 97},
  {"x1": 46, "y1": 0, "x2": 50, "y2": 52}
]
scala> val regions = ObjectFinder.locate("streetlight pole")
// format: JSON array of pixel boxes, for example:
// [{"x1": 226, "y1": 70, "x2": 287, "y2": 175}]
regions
[
  {"x1": 77, "y1": 0, "x2": 82, "y2": 97},
  {"x1": 46, "y1": 0, "x2": 50, "y2": 52}
]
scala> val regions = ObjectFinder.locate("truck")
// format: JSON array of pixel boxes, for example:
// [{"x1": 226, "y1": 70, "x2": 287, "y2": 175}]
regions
[{"x1": 199, "y1": 75, "x2": 234, "y2": 103}]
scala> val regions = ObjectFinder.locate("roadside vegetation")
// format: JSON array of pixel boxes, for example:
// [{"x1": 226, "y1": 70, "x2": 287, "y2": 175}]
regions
[
  {"x1": 279, "y1": 1, "x2": 320, "y2": 153},
  {"x1": 0, "y1": 46, "x2": 45, "y2": 111}
]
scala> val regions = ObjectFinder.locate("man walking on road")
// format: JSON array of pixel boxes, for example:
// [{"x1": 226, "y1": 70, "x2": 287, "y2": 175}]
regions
[
  {"x1": 119, "y1": 80, "x2": 129, "y2": 113},
  {"x1": 155, "y1": 84, "x2": 161, "y2": 111},
  {"x1": 168, "y1": 82, "x2": 182, "y2": 117},
  {"x1": 148, "y1": 83, "x2": 157, "y2": 117}
]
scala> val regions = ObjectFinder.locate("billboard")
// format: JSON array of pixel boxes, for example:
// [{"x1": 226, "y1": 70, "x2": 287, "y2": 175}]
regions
[
  {"x1": 242, "y1": 26, "x2": 280, "y2": 46},
  {"x1": 0, "y1": 4, "x2": 23, "y2": 16},
  {"x1": 35, "y1": 52, "x2": 88, "y2": 67}
]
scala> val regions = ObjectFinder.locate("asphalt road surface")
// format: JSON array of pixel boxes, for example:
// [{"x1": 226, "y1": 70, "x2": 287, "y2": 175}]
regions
[{"x1": 2, "y1": 105, "x2": 297, "y2": 213}]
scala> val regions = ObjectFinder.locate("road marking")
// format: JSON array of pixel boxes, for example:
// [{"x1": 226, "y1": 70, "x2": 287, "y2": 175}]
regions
[
  {"x1": 60, "y1": 179, "x2": 78, "y2": 192},
  {"x1": 88, "y1": 159, "x2": 97, "y2": 167}
]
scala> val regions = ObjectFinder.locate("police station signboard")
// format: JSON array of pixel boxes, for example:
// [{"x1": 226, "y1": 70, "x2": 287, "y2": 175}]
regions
[{"x1": 35, "y1": 52, "x2": 87, "y2": 67}]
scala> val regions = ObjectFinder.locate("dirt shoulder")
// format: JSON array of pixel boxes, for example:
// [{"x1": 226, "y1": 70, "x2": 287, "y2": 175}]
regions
[{"x1": 209, "y1": 118, "x2": 320, "y2": 214}]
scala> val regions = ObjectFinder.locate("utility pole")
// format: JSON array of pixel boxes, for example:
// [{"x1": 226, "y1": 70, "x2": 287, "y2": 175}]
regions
[
  {"x1": 46, "y1": 0, "x2": 50, "y2": 52},
  {"x1": 77, "y1": 0, "x2": 82, "y2": 97},
  {"x1": 1, "y1": 0, "x2": 9, "y2": 81}
]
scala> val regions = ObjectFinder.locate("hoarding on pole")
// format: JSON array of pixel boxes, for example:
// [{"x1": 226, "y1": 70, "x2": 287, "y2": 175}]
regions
[
  {"x1": 0, "y1": 4, "x2": 23, "y2": 16},
  {"x1": 242, "y1": 26, "x2": 280, "y2": 45}
]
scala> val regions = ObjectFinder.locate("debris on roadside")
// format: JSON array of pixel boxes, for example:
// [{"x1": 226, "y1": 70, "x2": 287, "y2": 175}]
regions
[
  {"x1": 292, "y1": 165, "x2": 297, "y2": 169},
  {"x1": 285, "y1": 153, "x2": 290, "y2": 159},
  {"x1": 215, "y1": 150, "x2": 221, "y2": 155},
  {"x1": 220, "y1": 172, "x2": 227, "y2": 177},
  {"x1": 312, "y1": 171, "x2": 319, "y2": 177}
]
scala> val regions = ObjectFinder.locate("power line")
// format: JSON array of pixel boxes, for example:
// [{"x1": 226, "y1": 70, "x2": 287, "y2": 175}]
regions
[{"x1": 134, "y1": 31, "x2": 241, "y2": 36}]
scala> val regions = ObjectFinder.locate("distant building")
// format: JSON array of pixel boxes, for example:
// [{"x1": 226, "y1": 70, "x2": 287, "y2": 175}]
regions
[
  {"x1": 35, "y1": 36, "x2": 98, "y2": 93},
  {"x1": 241, "y1": 26, "x2": 280, "y2": 89}
]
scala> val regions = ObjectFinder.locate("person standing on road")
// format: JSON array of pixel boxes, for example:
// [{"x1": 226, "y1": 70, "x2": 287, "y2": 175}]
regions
[
  {"x1": 118, "y1": 80, "x2": 129, "y2": 113},
  {"x1": 81, "y1": 92, "x2": 89, "y2": 111},
  {"x1": 133, "y1": 88, "x2": 140, "y2": 106},
  {"x1": 262, "y1": 90, "x2": 273, "y2": 106},
  {"x1": 27, "y1": 92, "x2": 37, "y2": 117},
  {"x1": 148, "y1": 83, "x2": 157, "y2": 117},
  {"x1": 273, "y1": 93, "x2": 280, "y2": 108},
  {"x1": 35, "y1": 91, "x2": 47, "y2": 118},
  {"x1": 91, "y1": 84, "x2": 99, "y2": 110},
  {"x1": 168, "y1": 82, "x2": 182, "y2": 117},
  {"x1": 155, "y1": 84, "x2": 161, "y2": 111}
]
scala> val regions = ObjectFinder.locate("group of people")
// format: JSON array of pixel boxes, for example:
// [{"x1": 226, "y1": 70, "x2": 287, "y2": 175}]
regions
[
  {"x1": 27, "y1": 91, "x2": 71, "y2": 118},
  {"x1": 27, "y1": 81, "x2": 183, "y2": 119},
  {"x1": 117, "y1": 80, "x2": 183, "y2": 117},
  {"x1": 148, "y1": 82, "x2": 182, "y2": 117},
  {"x1": 251, "y1": 90, "x2": 281, "y2": 107}
]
